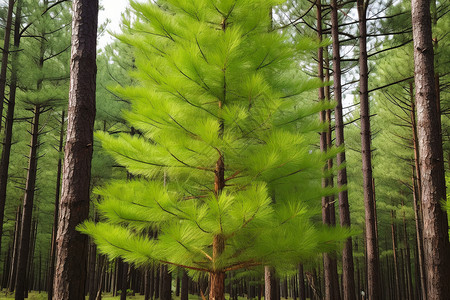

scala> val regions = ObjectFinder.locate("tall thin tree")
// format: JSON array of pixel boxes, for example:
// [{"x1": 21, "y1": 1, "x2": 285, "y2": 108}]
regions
[
  {"x1": 52, "y1": 0, "x2": 98, "y2": 299},
  {"x1": 357, "y1": 0, "x2": 380, "y2": 299},
  {"x1": 411, "y1": 0, "x2": 450, "y2": 298},
  {"x1": 0, "y1": 0, "x2": 21, "y2": 267},
  {"x1": 331, "y1": 0, "x2": 356, "y2": 299}
]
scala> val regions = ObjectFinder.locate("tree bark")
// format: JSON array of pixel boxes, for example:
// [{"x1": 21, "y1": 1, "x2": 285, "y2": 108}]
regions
[
  {"x1": 401, "y1": 203, "x2": 413, "y2": 300},
  {"x1": 357, "y1": 0, "x2": 380, "y2": 298},
  {"x1": 180, "y1": 270, "x2": 189, "y2": 300},
  {"x1": 316, "y1": 2, "x2": 337, "y2": 299},
  {"x1": 52, "y1": 0, "x2": 98, "y2": 299},
  {"x1": 411, "y1": 0, "x2": 450, "y2": 298},
  {"x1": 410, "y1": 84, "x2": 427, "y2": 300},
  {"x1": 15, "y1": 106, "x2": 41, "y2": 300},
  {"x1": 0, "y1": 0, "x2": 15, "y2": 133},
  {"x1": 88, "y1": 241, "x2": 98, "y2": 300},
  {"x1": 331, "y1": 1, "x2": 356, "y2": 299},
  {"x1": 265, "y1": 266, "x2": 277, "y2": 300},
  {"x1": 0, "y1": 0, "x2": 22, "y2": 267},
  {"x1": 47, "y1": 110, "x2": 65, "y2": 300},
  {"x1": 297, "y1": 265, "x2": 305, "y2": 300},
  {"x1": 8, "y1": 205, "x2": 21, "y2": 292},
  {"x1": 120, "y1": 260, "x2": 128, "y2": 300},
  {"x1": 390, "y1": 210, "x2": 400, "y2": 300}
]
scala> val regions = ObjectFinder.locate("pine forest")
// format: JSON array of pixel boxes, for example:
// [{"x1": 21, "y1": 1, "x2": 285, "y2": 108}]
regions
[{"x1": 0, "y1": 0, "x2": 448, "y2": 300}]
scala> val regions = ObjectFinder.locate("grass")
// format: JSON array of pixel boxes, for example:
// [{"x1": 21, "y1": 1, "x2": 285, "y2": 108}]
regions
[
  {"x1": 0, "y1": 291, "x2": 205, "y2": 300},
  {"x1": 0, "y1": 291, "x2": 310, "y2": 300}
]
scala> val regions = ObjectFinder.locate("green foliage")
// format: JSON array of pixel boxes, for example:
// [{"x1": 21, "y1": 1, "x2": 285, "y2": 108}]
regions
[{"x1": 80, "y1": 0, "x2": 350, "y2": 277}]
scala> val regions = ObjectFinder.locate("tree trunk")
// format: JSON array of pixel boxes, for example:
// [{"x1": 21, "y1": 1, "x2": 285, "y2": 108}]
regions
[
  {"x1": 88, "y1": 241, "x2": 98, "y2": 300},
  {"x1": 159, "y1": 264, "x2": 171, "y2": 300},
  {"x1": 8, "y1": 205, "x2": 21, "y2": 292},
  {"x1": 331, "y1": 1, "x2": 356, "y2": 299},
  {"x1": 180, "y1": 270, "x2": 188, "y2": 300},
  {"x1": 409, "y1": 84, "x2": 427, "y2": 300},
  {"x1": 52, "y1": 0, "x2": 98, "y2": 299},
  {"x1": 0, "y1": 0, "x2": 14, "y2": 133},
  {"x1": 401, "y1": 200, "x2": 413, "y2": 300},
  {"x1": 411, "y1": 0, "x2": 450, "y2": 298},
  {"x1": 316, "y1": 2, "x2": 337, "y2": 299},
  {"x1": 47, "y1": 110, "x2": 65, "y2": 300},
  {"x1": 265, "y1": 266, "x2": 277, "y2": 300},
  {"x1": 297, "y1": 265, "x2": 305, "y2": 300},
  {"x1": 15, "y1": 105, "x2": 41, "y2": 300},
  {"x1": 0, "y1": 0, "x2": 22, "y2": 268},
  {"x1": 357, "y1": 1, "x2": 380, "y2": 298},
  {"x1": 390, "y1": 210, "x2": 400, "y2": 300},
  {"x1": 120, "y1": 260, "x2": 128, "y2": 300}
]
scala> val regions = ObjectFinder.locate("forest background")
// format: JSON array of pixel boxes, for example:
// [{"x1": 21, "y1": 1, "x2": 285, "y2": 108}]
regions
[{"x1": 0, "y1": 0, "x2": 448, "y2": 300}]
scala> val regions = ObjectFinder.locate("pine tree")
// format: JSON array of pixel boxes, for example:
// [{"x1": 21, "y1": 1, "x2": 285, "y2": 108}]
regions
[
  {"x1": 411, "y1": 0, "x2": 450, "y2": 298},
  {"x1": 53, "y1": 0, "x2": 98, "y2": 298},
  {"x1": 80, "y1": 1, "x2": 349, "y2": 299}
]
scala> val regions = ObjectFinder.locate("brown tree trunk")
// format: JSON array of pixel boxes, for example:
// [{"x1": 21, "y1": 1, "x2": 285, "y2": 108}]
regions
[
  {"x1": 8, "y1": 205, "x2": 21, "y2": 292},
  {"x1": 52, "y1": 0, "x2": 98, "y2": 299},
  {"x1": 120, "y1": 260, "x2": 128, "y2": 300},
  {"x1": 316, "y1": 2, "x2": 337, "y2": 299},
  {"x1": 95, "y1": 255, "x2": 106, "y2": 300},
  {"x1": 331, "y1": 2, "x2": 356, "y2": 299},
  {"x1": 402, "y1": 206, "x2": 413, "y2": 300},
  {"x1": 15, "y1": 105, "x2": 41, "y2": 300},
  {"x1": 160, "y1": 265, "x2": 171, "y2": 300},
  {"x1": 0, "y1": 0, "x2": 22, "y2": 266},
  {"x1": 298, "y1": 265, "x2": 306, "y2": 300},
  {"x1": 411, "y1": 0, "x2": 450, "y2": 298},
  {"x1": 409, "y1": 84, "x2": 427, "y2": 300},
  {"x1": 0, "y1": 0, "x2": 14, "y2": 133},
  {"x1": 88, "y1": 241, "x2": 98, "y2": 300},
  {"x1": 265, "y1": 266, "x2": 277, "y2": 300},
  {"x1": 180, "y1": 270, "x2": 188, "y2": 300},
  {"x1": 390, "y1": 210, "x2": 400, "y2": 300},
  {"x1": 47, "y1": 110, "x2": 65, "y2": 300},
  {"x1": 357, "y1": 1, "x2": 380, "y2": 298}
]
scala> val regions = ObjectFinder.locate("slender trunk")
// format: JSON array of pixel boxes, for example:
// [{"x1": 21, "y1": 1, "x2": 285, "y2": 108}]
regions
[
  {"x1": 180, "y1": 270, "x2": 188, "y2": 300},
  {"x1": 409, "y1": 84, "x2": 427, "y2": 300},
  {"x1": 8, "y1": 205, "x2": 21, "y2": 292},
  {"x1": 153, "y1": 266, "x2": 159, "y2": 299},
  {"x1": 120, "y1": 260, "x2": 128, "y2": 300},
  {"x1": 0, "y1": 0, "x2": 15, "y2": 133},
  {"x1": 175, "y1": 272, "x2": 180, "y2": 297},
  {"x1": 298, "y1": 265, "x2": 305, "y2": 300},
  {"x1": 402, "y1": 200, "x2": 413, "y2": 300},
  {"x1": 210, "y1": 235, "x2": 225, "y2": 300},
  {"x1": 411, "y1": 0, "x2": 450, "y2": 298},
  {"x1": 331, "y1": 2, "x2": 356, "y2": 299},
  {"x1": 324, "y1": 48, "x2": 340, "y2": 300},
  {"x1": 52, "y1": 0, "x2": 98, "y2": 298},
  {"x1": 160, "y1": 265, "x2": 171, "y2": 300},
  {"x1": 2, "y1": 245, "x2": 11, "y2": 289},
  {"x1": 0, "y1": 0, "x2": 22, "y2": 267},
  {"x1": 95, "y1": 255, "x2": 105, "y2": 300},
  {"x1": 88, "y1": 241, "x2": 97, "y2": 300},
  {"x1": 357, "y1": 1, "x2": 380, "y2": 298},
  {"x1": 390, "y1": 210, "x2": 400, "y2": 300},
  {"x1": 265, "y1": 266, "x2": 277, "y2": 300},
  {"x1": 15, "y1": 106, "x2": 41, "y2": 300},
  {"x1": 317, "y1": 2, "x2": 335, "y2": 299},
  {"x1": 47, "y1": 110, "x2": 65, "y2": 300}
]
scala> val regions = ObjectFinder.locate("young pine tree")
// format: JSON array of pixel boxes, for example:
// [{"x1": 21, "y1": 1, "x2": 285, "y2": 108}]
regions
[{"x1": 81, "y1": 1, "x2": 349, "y2": 299}]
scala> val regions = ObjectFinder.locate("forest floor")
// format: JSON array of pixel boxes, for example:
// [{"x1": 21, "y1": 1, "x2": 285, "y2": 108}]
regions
[
  {"x1": 0, "y1": 291, "x2": 230, "y2": 300},
  {"x1": 0, "y1": 291, "x2": 146, "y2": 299},
  {"x1": 0, "y1": 291, "x2": 308, "y2": 300}
]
